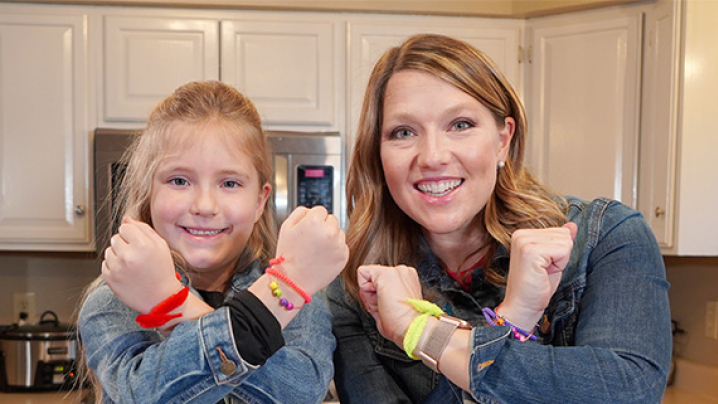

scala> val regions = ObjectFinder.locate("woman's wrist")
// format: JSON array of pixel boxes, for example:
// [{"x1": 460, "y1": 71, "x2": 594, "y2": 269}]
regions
[{"x1": 495, "y1": 301, "x2": 543, "y2": 332}]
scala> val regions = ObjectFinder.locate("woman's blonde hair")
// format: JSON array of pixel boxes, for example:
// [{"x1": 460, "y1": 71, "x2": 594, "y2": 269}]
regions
[
  {"x1": 342, "y1": 34, "x2": 567, "y2": 304},
  {"x1": 78, "y1": 81, "x2": 276, "y2": 401}
]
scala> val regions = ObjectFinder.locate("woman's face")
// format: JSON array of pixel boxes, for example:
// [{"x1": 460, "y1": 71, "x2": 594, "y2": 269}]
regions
[
  {"x1": 380, "y1": 69, "x2": 514, "y2": 242},
  {"x1": 150, "y1": 122, "x2": 270, "y2": 284}
]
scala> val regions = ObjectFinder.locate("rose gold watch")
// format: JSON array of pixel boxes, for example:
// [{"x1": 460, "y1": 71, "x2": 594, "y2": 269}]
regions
[{"x1": 416, "y1": 315, "x2": 472, "y2": 373}]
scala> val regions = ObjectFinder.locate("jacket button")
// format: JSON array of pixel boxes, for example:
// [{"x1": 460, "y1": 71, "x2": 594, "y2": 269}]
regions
[{"x1": 220, "y1": 360, "x2": 237, "y2": 375}]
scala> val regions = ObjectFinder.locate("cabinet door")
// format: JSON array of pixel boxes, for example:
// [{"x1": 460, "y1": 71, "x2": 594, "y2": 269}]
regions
[
  {"x1": 221, "y1": 17, "x2": 341, "y2": 130},
  {"x1": 103, "y1": 15, "x2": 219, "y2": 123},
  {"x1": 347, "y1": 17, "x2": 522, "y2": 152},
  {"x1": 526, "y1": 10, "x2": 642, "y2": 206},
  {"x1": 0, "y1": 10, "x2": 91, "y2": 250},
  {"x1": 638, "y1": 0, "x2": 680, "y2": 248}
]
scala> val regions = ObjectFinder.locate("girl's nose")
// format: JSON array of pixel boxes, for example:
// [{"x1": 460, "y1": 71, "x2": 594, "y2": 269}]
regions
[
  {"x1": 190, "y1": 187, "x2": 219, "y2": 216},
  {"x1": 417, "y1": 130, "x2": 450, "y2": 168}
]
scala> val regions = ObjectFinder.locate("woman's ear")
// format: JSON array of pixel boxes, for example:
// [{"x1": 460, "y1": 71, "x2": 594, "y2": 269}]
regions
[{"x1": 497, "y1": 116, "x2": 515, "y2": 162}]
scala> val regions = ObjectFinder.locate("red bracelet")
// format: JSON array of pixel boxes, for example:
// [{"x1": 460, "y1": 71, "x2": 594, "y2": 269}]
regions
[
  {"x1": 266, "y1": 256, "x2": 312, "y2": 304},
  {"x1": 136, "y1": 273, "x2": 189, "y2": 328}
]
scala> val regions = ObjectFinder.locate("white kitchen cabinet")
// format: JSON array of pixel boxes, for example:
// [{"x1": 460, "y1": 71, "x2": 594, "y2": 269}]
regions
[
  {"x1": 0, "y1": 6, "x2": 92, "y2": 251},
  {"x1": 638, "y1": 0, "x2": 718, "y2": 255},
  {"x1": 525, "y1": 8, "x2": 642, "y2": 207},
  {"x1": 346, "y1": 15, "x2": 523, "y2": 151},
  {"x1": 221, "y1": 14, "x2": 343, "y2": 131},
  {"x1": 101, "y1": 12, "x2": 219, "y2": 125},
  {"x1": 100, "y1": 9, "x2": 343, "y2": 131}
]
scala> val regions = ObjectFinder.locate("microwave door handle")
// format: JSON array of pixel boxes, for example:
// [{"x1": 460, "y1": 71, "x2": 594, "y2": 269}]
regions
[{"x1": 273, "y1": 155, "x2": 289, "y2": 223}]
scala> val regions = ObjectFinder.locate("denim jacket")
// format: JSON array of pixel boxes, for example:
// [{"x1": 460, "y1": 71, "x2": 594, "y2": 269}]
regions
[
  {"x1": 79, "y1": 260, "x2": 335, "y2": 404},
  {"x1": 327, "y1": 197, "x2": 672, "y2": 404}
]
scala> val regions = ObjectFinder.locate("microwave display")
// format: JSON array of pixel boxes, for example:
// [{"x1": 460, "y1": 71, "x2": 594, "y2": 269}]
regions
[{"x1": 297, "y1": 165, "x2": 333, "y2": 213}]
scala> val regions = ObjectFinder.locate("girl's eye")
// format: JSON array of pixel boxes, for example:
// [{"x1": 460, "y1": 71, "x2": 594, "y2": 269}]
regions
[
  {"x1": 451, "y1": 120, "x2": 474, "y2": 131},
  {"x1": 389, "y1": 127, "x2": 414, "y2": 139},
  {"x1": 223, "y1": 180, "x2": 241, "y2": 189},
  {"x1": 169, "y1": 178, "x2": 188, "y2": 186}
]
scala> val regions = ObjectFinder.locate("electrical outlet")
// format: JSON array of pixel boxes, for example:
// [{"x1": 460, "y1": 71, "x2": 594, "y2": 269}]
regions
[
  {"x1": 706, "y1": 301, "x2": 718, "y2": 340},
  {"x1": 13, "y1": 292, "x2": 37, "y2": 324}
]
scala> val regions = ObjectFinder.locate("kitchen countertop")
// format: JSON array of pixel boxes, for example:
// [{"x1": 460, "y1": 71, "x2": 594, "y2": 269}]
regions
[{"x1": 0, "y1": 390, "x2": 87, "y2": 404}]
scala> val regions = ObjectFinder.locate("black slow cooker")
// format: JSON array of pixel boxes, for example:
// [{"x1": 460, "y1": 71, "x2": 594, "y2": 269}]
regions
[{"x1": 0, "y1": 310, "x2": 79, "y2": 392}]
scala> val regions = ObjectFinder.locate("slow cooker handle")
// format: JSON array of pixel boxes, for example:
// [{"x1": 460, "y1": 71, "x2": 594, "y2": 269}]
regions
[{"x1": 38, "y1": 310, "x2": 59, "y2": 326}]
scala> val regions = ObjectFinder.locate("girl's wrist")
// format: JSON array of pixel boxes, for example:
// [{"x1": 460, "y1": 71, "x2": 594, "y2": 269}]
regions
[{"x1": 247, "y1": 274, "x2": 304, "y2": 329}]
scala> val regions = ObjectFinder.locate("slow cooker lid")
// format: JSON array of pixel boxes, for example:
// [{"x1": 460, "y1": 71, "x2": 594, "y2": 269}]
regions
[{"x1": 0, "y1": 311, "x2": 75, "y2": 340}]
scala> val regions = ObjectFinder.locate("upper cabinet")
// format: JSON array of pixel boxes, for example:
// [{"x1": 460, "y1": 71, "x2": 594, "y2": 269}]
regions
[
  {"x1": 0, "y1": 5, "x2": 92, "y2": 251},
  {"x1": 102, "y1": 13, "x2": 220, "y2": 124},
  {"x1": 221, "y1": 15, "x2": 343, "y2": 130},
  {"x1": 345, "y1": 15, "x2": 522, "y2": 150},
  {"x1": 100, "y1": 9, "x2": 343, "y2": 131},
  {"x1": 525, "y1": 8, "x2": 642, "y2": 206},
  {"x1": 638, "y1": 0, "x2": 718, "y2": 255}
]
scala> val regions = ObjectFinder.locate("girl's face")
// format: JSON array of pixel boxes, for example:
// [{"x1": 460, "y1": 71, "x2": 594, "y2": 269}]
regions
[
  {"x1": 380, "y1": 69, "x2": 514, "y2": 243},
  {"x1": 150, "y1": 122, "x2": 270, "y2": 284}
]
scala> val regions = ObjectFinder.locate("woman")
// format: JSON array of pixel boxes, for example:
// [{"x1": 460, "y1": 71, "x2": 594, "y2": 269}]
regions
[{"x1": 327, "y1": 34, "x2": 671, "y2": 404}]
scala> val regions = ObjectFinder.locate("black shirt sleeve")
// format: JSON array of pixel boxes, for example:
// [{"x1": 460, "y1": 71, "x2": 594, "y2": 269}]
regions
[{"x1": 221, "y1": 290, "x2": 285, "y2": 366}]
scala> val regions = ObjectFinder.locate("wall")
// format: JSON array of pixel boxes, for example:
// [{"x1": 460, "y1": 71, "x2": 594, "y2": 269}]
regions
[
  {"x1": 0, "y1": 253, "x2": 99, "y2": 325},
  {"x1": 4, "y1": 0, "x2": 643, "y2": 17},
  {"x1": 665, "y1": 256, "x2": 718, "y2": 368}
]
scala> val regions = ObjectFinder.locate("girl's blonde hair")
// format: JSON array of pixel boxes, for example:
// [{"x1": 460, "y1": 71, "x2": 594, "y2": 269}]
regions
[
  {"x1": 78, "y1": 81, "x2": 276, "y2": 401},
  {"x1": 342, "y1": 34, "x2": 567, "y2": 304}
]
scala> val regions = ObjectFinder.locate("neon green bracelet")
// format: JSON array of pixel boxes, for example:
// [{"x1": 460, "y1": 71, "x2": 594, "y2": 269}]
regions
[
  {"x1": 403, "y1": 313, "x2": 429, "y2": 359},
  {"x1": 402, "y1": 299, "x2": 444, "y2": 359}
]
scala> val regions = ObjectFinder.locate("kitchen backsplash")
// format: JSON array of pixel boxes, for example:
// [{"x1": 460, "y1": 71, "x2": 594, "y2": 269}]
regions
[{"x1": 0, "y1": 253, "x2": 99, "y2": 325}]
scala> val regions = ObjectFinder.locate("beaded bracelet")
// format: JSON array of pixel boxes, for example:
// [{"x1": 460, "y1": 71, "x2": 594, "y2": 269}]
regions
[
  {"x1": 267, "y1": 275, "x2": 304, "y2": 311},
  {"x1": 265, "y1": 255, "x2": 311, "y2": 307},
  {"x1": 481, "y1": 307, "x2": 538, "y2": 341}
]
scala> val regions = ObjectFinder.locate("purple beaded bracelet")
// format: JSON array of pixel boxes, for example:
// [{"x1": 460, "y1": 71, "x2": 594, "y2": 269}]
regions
[{"x1": 481, "y1": 307, "x2": 538, "y2": 341}]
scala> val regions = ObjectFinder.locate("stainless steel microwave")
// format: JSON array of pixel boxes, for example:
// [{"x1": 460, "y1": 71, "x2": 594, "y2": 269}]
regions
[{"x1": 93, "y1": 128, "x2": 345, "y2": 251}]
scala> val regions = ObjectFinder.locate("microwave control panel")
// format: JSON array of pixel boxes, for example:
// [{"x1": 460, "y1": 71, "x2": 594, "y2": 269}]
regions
[{"x1": 296, "y1": 165, "x2": 333, "y2": 214}]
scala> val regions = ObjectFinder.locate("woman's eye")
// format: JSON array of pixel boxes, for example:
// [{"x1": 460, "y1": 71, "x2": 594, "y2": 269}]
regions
[
  {"x1": 451, "y1": 120, "x2": 474, "y2": 131},
  {"x1": 390, "y1": 128, "x2": 414, "y2": 139},
  {"x1": 169, "y1": 178, "x2": 188, "y2": 186}
]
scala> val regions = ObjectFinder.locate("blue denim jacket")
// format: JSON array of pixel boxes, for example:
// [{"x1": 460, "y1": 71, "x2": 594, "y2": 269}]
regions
[
  {"x1": 79, "y1": 260, "x2": 335, "y2": 404},
  {"x1": 327, "y1": 197, "x2": 672, "y2": 404}
]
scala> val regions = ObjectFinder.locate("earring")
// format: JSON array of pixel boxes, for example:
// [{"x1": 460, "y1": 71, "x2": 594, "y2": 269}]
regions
[{"x1": 497, "y1": 161, "x2": 505, "y2": 169}]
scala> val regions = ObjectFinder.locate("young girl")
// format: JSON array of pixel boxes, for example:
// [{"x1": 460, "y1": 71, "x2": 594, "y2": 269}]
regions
[{"x1": 79, "y1": 81, "x2": 348, "y2": 404}]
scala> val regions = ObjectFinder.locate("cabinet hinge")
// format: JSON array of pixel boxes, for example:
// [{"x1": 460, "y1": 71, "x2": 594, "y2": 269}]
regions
[{"x1": 518, "y1": 45, "x2": 533, "y2": 64}]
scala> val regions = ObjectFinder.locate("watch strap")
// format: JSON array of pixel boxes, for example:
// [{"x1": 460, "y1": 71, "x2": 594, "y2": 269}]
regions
[{"x1": 417, "y1": 315, "x2": 470, "y2": 373}]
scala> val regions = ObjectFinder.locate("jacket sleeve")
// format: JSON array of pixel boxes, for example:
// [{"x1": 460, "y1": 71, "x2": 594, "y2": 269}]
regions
[
  {"x1": 466, "y1": 204, "x2": 672, "y2": 404},
  {"x1": 230, "y1": 291, "x2": 336, "y2": 404},
  {"x1": 326, "y1": 279, "x2": 415, "y2": 404},
  {"x1": 79, "y1": 284, "x2": 254, "y2": 404}
]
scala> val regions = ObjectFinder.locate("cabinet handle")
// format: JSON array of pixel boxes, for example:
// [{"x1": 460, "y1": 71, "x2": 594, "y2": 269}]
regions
[
  {"x1": 654, "y1": 207, "x2": 665, "y2": 218},
  {"x1": 75, "y1": 205, "x2": 86, "y2": 216}
]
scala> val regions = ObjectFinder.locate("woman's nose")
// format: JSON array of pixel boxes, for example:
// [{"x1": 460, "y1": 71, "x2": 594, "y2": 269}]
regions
[
  {"x1": 190, "y1": 187, "x2": 219, "y2": 215},
  {"x1": 417, "y1": 131, "x2": 450, "y2": 168}
]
